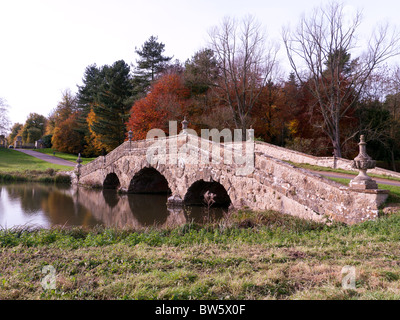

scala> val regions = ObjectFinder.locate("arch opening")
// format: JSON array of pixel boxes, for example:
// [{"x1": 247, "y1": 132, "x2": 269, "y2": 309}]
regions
[
  {"x1": 128, "y1": 167, "x2": 171, "y2": 195},
  {"x1": 184, "y1": 180, "x2": 231, "y2": 208},
  {"x1": 103, "y1": 173, "x2": 120, "y2": 190}
]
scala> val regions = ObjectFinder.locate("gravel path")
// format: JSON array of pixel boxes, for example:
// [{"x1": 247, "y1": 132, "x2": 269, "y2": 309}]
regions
[{"x1": 15, "y1": 149, "x2": 75, "y2": 167}]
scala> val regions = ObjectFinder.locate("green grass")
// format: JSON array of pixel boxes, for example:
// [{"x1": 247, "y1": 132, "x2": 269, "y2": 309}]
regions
[
  {"x1": 0, "y1": 148, "x2": 73, "y2": 172},
  {"x1": 1, "y1": 210, "x2": 400, "y2": 300},
  {"x1": 290, "y1": 162, "x2": 400, "y2": 182},
  {"x1": 34, "y1": 148, "x2": 96, "y2": 165}
]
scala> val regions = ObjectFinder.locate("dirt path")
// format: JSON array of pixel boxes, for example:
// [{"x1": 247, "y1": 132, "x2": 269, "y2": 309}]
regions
[{"x1": 15, "y1": 149, "x2": 75, "y2": 167}]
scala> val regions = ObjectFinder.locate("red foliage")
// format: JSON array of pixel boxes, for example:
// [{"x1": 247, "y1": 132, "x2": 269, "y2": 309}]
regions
[{"x1": 126, "y1": 73, "x2": 190, "y2": 140}]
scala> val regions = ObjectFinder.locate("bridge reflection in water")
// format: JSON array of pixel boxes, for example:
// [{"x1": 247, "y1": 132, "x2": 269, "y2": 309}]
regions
[{"x1": 0, "y1": 183, "x2": 226, "y2": 229}]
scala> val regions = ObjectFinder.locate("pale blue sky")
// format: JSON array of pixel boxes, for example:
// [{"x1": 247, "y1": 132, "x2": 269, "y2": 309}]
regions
[{"x1": 0, "y1": 0, "x2": 399, "y2": 126}]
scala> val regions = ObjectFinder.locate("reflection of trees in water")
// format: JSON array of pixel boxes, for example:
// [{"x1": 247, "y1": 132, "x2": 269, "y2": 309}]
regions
[
  {"x1": 41, "y1": 189, "x2": 100, "y2": 227},
  {"x1": 2, "y1": 183, "x2": 102, "y2": 227},
  {"x1": 1, "y1": 183, "x2": 226, "y2": 229},
  {"x1": 73, "y1": 187, "x2": 139, "y2": 229},
  {"x1": 5, "y1": 183, "x2": 50, "y2": 215}
]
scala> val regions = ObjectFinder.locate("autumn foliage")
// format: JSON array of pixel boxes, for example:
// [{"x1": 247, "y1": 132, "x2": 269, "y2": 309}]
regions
[
  {"x1": 52, "y1": 112, "x2": 83, "y2": 154},
  {"x1": 126, "y1": 73, "x2": 190, "y2": 140}
]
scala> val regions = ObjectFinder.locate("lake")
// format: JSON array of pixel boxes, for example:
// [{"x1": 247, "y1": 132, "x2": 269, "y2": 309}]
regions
[{"x1": 0, "y1": 183, "x2": 226, "y2": 229}]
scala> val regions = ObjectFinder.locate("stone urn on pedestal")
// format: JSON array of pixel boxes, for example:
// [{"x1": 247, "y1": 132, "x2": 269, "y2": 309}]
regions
[{"x1": 349, "y1": 135, "x2": 378, "y2": 190}]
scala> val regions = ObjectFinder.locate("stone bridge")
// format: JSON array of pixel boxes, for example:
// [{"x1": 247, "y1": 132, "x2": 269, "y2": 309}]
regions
[{"x1": 72, "y1": 131, "x2": 389, "y2": 225}]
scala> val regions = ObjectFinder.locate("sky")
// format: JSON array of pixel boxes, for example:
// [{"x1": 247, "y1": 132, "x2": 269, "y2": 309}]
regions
[{"x1": 0, "y1": 0, "x2": 399, "y2": 128}]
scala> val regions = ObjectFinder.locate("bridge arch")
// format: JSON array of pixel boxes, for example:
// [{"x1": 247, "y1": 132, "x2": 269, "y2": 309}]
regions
[
  {"x1": 184, "y1": 179, "x2": 231, "y2": 207},
  {"x1": 128, "y1": 167, "x2": 171, "y2": 194},
  {"x1": 103, "y1": 172, "x2": 121, "y2": 189}
]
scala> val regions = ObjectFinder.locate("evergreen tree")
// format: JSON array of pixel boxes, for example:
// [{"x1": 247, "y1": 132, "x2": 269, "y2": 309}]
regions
[
  {"x1": 133, "y1": 36, "x2": 172, "y2": 96},
  {"x1": 76, "y1": 64, "x2": 102, "y2": 131},
  {"x1": 90, "y1": 60, "x2": 133, "y2": 151},
  {"x1": 184, "y1": 48, "x2": 219, "y2": 95}
]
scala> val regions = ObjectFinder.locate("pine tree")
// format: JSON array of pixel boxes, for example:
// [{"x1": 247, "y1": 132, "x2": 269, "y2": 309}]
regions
[
  {"x1": 133, "y1": 36, "x2": 172, "y2": 96},
  {"x1": 76, "y1": 64, "x2": 102, "y2": 129},
  {"x1": 90, "y1": 60, "x2": 133, "y2": 151}
]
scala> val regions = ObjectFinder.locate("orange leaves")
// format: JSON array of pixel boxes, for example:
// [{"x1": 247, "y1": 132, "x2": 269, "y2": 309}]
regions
[
  {"x1": 126, "y1": 73, "x2": 190, "y2": 140},
  {"x1": 86, "y1": 108, "x2": 108, "y2": 153},
  {"x1": 51, "y1": 112, "x2": 82, "y2": 154}
]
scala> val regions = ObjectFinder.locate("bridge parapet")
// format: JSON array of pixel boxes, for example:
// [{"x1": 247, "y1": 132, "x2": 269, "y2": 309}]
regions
[{"x1": 253, "y1": 152, "x2": 388, "y2": 224}]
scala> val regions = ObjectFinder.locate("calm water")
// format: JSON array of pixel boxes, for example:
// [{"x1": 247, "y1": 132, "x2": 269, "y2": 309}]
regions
[{"x1": 0, "y1": 183, "x2": 225, "y2": 229}]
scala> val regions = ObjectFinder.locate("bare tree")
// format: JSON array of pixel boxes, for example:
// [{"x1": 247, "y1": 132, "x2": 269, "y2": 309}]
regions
[
  {"x1": 0, "y1": 97, "x2": 11, "y2": 136},
  {"x1": 283, "y1": 1, "x2": 400, "y2": 157},
  {"x1": 209, "y1": 15, "x2": 279, "y2": 140}
]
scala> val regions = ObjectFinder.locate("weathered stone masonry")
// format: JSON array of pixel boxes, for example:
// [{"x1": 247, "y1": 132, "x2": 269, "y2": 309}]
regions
[{"x1": 72, "y1": 134, "x2": 388, "y2": 225}]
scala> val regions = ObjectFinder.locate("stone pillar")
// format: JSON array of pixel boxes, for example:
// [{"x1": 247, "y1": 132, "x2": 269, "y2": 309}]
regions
[
  {"x1": 75, "y1": 153, "x2": 83, "y2": 182},
  {"x1": 349, "y1": 135, "x2": 378, "y2": 190},
  {"x1": 167, "y1": 194, "x2": 184, "y2": 207},
  {"x1": 14, "y1": 136, "x2": 22, "y2": 148}
]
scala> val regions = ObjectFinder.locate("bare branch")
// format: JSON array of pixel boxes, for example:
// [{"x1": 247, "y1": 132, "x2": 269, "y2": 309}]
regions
[
  {"x1": 209, "y1": 15, "x2": 279, "y2": 139},
  {"x1": 282, "y1": 1, "x2": 400, "y2": 157}
]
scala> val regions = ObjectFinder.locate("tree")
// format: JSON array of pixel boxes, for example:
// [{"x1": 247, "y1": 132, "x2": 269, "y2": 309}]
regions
[
  {"x1": 209, "y1": 15, "x2": 279, "y2": 140},
  {"x1": 126, "y1": 73, "x2": 190, "y2": 140},
  {"x1": 133, "y1": 36, "x2": 172, "y2": 95},
  {"x1": 0, "y1": 97, "x2": 11, "y2": 136},
  {"x1": 75, "y1": 61, "x2": 134, "y2": 154},
  {"x1": 76, "y1": 64, "x2": 102, "y2": 117},
  {"x1": 283, "y1": 1, "x2": 400, "y2": 157},
  {"x1": 47, "y1": 89, "x2": 78, "y2": 135},
  {"x1": 52, "y1": 113, "x2": 83, "y2": 154},
  {"x1": 90, "y1": 60, "x2": 134, "y2": 151},
  {"x1": 48, "y1": 90, "x2": 84, "y2": 151},
  {"x1": 184, "y1": 48, "x2": 219, "y2": 95},
  {"x1": 76, "y1": 64, "x2": 103, "y2": 155},
  {"x1": 21, "y1": 113, "x2": 46, "y2": 144},
  {"x1": 7, "y1": 122, "x2": 23, "y2": 145}
]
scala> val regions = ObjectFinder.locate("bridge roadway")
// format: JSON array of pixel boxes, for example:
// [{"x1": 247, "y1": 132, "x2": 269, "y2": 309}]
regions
[{"x1": 72, "y1": 134, "x2": 391, "y2": 225}]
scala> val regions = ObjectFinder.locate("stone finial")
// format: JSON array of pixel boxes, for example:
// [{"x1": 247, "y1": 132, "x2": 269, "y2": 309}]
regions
[
  {"x1": 76, "y1": 153, "x2": 83, "y2": 168},
  {"x1": 181, "y1": 117, "x2": 189, "y2": 133},
  {"x1": 349, "y1": 135, "x2": 378, "y2": 189}
]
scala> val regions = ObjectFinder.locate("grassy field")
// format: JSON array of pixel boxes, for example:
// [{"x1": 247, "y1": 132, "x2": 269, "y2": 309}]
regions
[
  {"x1": 0, "y1": 148, "x2": 72, "y2": 182},
  {"x1": 0, "y1": 148, "x2": 73, "y2": 172},
  {"x1": 35, "y1": 148, "x2": 96, "y2": 165},
  {"x1": 1, "y1": 210, "x2": 400, "y2": 300}
]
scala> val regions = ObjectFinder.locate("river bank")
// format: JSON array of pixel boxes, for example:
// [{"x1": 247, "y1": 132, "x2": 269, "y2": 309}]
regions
[
  {"x1": 1, "y1": 210, "x2": 400, "y2": 300},
  {"x1": 0, "y1": 169, "x2": 71, "y2": 183}
]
